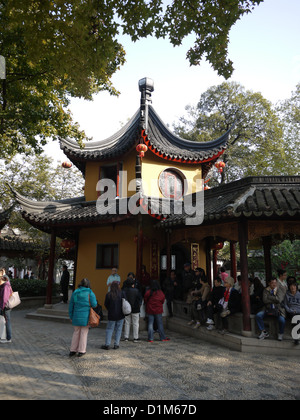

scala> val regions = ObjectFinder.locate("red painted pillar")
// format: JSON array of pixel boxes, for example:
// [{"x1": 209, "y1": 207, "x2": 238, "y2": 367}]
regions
[
  {"x1": 262, "y1": 236, "x2": 272, "y2": 283},
  {"x1": 230, "y1": 241, "x2": 237, "y2": 283},
  {"x1": 46, "y1": 230, "x2": 56, "y2": 306},
  {"x1": 213, "y1": 250, "x2": 218, "y2": 280},
  {"x1": 136, "y1": 215, "x2": 143, "y2": 283},
  {"x1": 238, "y1": 220, "x2": 251, "y2": 335},
  {"x1": 205, "y1": 238, "x2": 212, "y2": 288},
  {"x1": 166, "y1": 230, "x2": 171, "y2": 279}
]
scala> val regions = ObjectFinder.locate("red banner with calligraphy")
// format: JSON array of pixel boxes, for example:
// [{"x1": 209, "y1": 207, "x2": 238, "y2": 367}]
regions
[
  {"x1": 191, "y1": 243, "x2": 199, "y2": 271},
  {"x1": 151, "y1": 240, "x2": 159, "y2": 279}
]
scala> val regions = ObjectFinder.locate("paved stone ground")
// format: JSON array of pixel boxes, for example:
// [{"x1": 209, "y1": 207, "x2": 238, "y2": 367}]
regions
[{"x1": 1, "y1": 310, "x2": 300, "y2": 400}]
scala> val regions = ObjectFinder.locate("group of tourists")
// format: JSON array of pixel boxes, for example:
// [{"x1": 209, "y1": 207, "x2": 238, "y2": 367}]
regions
[
  {"x1": 255, "y1": 270, "x2": 300, "y2": 343},
  {"x1": 68, "y1": 267, "x2": 169, "y2": 357},
  {"x1": 59, "y1": 263, "x2": 300, "y2": 356},
  {"x1": 184, "y1": 265, "x2": 300, "y2": 343},
  {"x1": 2, "y1": 261, "x2": 299, "y2": 356}
]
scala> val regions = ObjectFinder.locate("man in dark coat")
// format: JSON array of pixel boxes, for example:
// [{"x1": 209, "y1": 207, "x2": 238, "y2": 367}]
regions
[
  {"x1": 181, "y1": 262, "x2": 195, "y2": 301},
  {"x1": 122, "y1": 278, "x2": 143, "y2": 342},
  {"x1": 60, "y1": 265, "x2": 70, "y2": 303}
]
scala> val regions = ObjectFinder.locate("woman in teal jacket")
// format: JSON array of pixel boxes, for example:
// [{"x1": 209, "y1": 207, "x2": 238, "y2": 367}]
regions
[{"x1": 69, "y1": 278, "x2": 97, "y2": 357}]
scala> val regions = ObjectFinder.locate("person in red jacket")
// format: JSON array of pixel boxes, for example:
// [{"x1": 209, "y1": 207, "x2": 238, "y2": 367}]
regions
[{"x1": 144, "y1": 280, "x2": 170, "y2": 342}]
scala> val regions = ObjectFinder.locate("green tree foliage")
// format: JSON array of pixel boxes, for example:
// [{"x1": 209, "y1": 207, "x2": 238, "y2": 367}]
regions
[
  {"x1": 0, "y1": 153, "x2": 84, "y2": 228},
  {"x1": 162, "y1": 0, "x2": 264, "y2": 78},
  {"x1": 0, "y1": 154, "x2": 84, "y2": 274},
  {"x1": 276, "y1": 83, "x2": 300, "y2": 174},
  {"x1": 0, "y1": 0, "x2": 263, "y2": 158},
  {"x1": 173, "y1": 81, "x2": 290, "y2": 184}
]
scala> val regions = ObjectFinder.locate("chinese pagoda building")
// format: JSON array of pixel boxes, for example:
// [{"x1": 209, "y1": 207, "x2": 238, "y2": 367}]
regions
[
  {"x1": 12, "y1": 78, "x2": 229, "y2": 298},
  {"x1": 12, "y1": 78, "x2": 300, "y2": 337}
]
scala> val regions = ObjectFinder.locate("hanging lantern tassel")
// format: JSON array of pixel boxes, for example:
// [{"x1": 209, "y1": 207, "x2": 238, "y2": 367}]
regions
[
  {"x1": 215, "y1": 161, "x2": 225, "y2": 173},
  {"x1": 136, "y1": 143, "x2": 148, "y2": 158}
]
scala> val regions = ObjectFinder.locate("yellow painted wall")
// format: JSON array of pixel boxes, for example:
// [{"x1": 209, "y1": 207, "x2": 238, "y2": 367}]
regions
[
  {"x1": 84, "y1": 151, "x2": 137, "y2": 202},
  {"x1": 199, "y1": 242, "x2": 207, "y2": 270},
  {"x1": 75, "y1": 224, "x2": 209, "y2": 305},
  {"x1": 142, "y1": 152, "x2": 203, "y2": 198},
  {"x1": 83, "y1": 149, "x2": 203, "y2": 202},
  {"x1": 75, "y1": 224, "x2": 138, "y2": 305}
]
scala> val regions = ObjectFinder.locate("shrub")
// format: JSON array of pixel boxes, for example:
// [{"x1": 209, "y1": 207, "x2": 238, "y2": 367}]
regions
[{"x1": 10, "y1": 279, "x2": 60, "y2": 297}]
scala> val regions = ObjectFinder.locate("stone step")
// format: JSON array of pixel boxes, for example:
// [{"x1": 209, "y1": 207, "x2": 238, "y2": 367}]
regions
[
  {"x1": 166, "y1": 316, "x2": 300, "y2": 357},
  {"x1": 26, "y1": 309, "x2": 108, "y2": 328}
]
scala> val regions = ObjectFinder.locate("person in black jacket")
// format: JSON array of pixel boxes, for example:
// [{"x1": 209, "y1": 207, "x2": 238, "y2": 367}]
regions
[
  {"x1": 250, "y1": 277, "x2": 265, "y2": 314},
  {"x1": 122, "y1": 278, "x2": 142, "y2": 342},
  {"x1": 101, "y1": 282, "x2": 125, "y2": 350},
  {"x1": 60, "y1": 265, "x2": 70, "y2": 303},
  {"x1": 181, "y1": 262, "x2": 195, "y2": 301},
  {"x1": 206, "y1": 277, "x2": 225, "y2": 330}
]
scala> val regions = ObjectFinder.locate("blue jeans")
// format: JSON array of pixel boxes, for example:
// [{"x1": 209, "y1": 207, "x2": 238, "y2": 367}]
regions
[
  {"x1": 105, "y1": 319, "x2": 124, "y2": 347},
  {"x1": 147, "y1": 314, "x2": 166, "y2": 341},
  {"x1": 3, "y1": 309, "x2": 11, "y2": 341},
  {"x1": 256, "y1": 310, "x2": 286, "y2": 334}
]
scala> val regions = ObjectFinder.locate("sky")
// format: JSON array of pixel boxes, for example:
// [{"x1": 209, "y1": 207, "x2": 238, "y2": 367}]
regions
[{"x1": 44, "y1": 0, "x2": 300, "y2": 162}]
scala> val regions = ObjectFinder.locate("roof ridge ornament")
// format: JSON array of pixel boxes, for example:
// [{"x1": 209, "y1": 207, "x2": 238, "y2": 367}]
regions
[{"x1": 138, "y1": 77, "x2": 154, "y2": 133}]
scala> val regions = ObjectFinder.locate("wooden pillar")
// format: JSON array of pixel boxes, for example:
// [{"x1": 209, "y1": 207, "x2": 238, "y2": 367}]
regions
[
  {"x1": 230, "y1": 241, "x2": 237, "y2": 283},
  {"x1": 46, "y1": 230, "x2": 56, "y2": 307},
  {"x1": 205, "y1": 238, "x2": 212, "y2": 287},
  {"x1": 238, "y1": 220, "x2": 251, "y2": 335},
  {"x1": 136, "y1": 215, "x2": 143, "y2": 282},
  {"x1": 72, "y1": 232, "x2": 79, "y2": 292},
  {"x1": 166, "y1": 230, "x2": 171, "y2": 279},
  {"x1": 262, "y1": 236, "x2": 272, "y2": 283},
  {"x1": 213, "y1": 250, "x2": 218, "y2": 280}
]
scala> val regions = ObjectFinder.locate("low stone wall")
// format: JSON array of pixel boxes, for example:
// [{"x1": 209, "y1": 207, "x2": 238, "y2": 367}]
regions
[
  {"x1": 172, "y1": 299, "x2": 296, "y2": 340},
  {"x1": 17, "y1": 296, "x2": 62, "y2": 310}
]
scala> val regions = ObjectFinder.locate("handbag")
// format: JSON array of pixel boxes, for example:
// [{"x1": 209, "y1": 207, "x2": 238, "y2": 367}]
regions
[
  {"x1": 88, "y1": 295, "x2": 100, "y2": 328},
  {"x1": 6, "y1": 291, "x2": 21, "y2": 309},
  {"x1": 266, "y1": 307, "x2": 280, "y2": 317},
  {"x1": 122, "y1": 297, "x2": 132, "y2": 316}
]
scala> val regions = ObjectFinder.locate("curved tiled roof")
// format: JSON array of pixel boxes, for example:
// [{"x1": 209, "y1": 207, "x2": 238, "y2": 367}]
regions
[
  {"x1": 160, "y1": 176, "x2": 300, "y2": 227},
  {"x1": 11, "y1": 189, "x2": 134, "y2": 237},
  {"x1": 0, "y1": 236, "x2": 38, "y2": 253},
  {"x1": 60, "y1": 111, "x2": 141, "y2": 173},
  {"x1": 60, "y1": 106, "x2": 230, "y2": 174},
  {"x1": 11, "y1": 177, "x2": 300, "y2": 236},
  {"x1": 145, "y1": 106, "x2": 229, "y2": 163}
]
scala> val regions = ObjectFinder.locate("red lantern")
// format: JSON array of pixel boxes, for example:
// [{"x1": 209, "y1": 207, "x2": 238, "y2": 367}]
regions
[
  {"x1": 62, "y1": 161, "x2": 72, "y2": 168},
  {"x1": 211, "y1": 242, "x2": 224, "y2": 250},
  {"x1": 215, "y1": 161, "x2": 225, "y2": 173},
  {"x1": 61, "y1": 239, "x2": 75, "y2": 252},
  {"x1": 136, "y1": 143, "x2": 148, "y2": 158}
]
